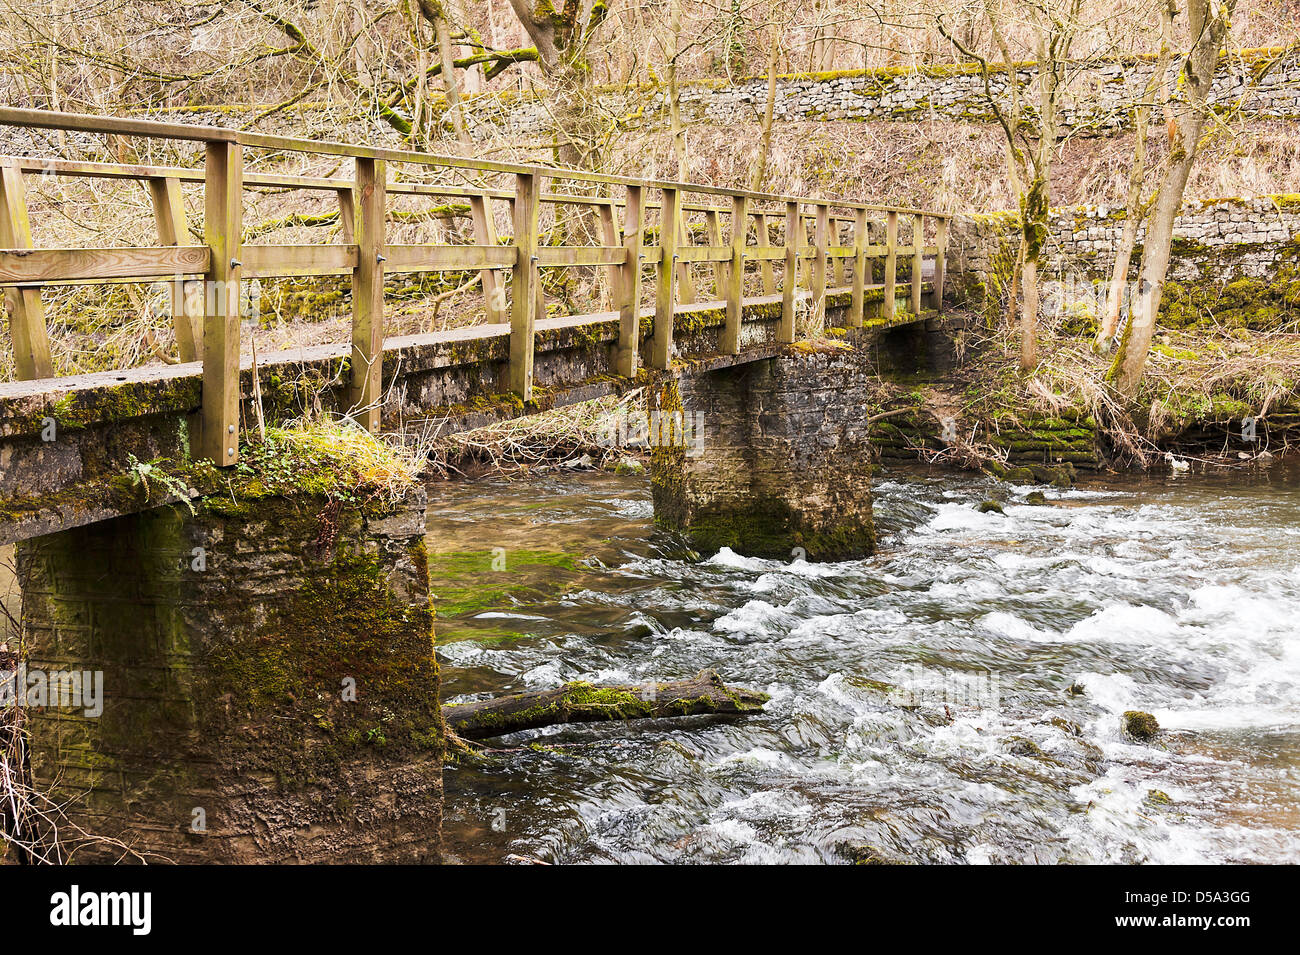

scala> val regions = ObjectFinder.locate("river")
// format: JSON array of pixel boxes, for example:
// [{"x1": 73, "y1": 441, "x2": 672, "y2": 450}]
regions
[{"x1": 431, "y1": 461, "x2": 1300, "y2": 864}]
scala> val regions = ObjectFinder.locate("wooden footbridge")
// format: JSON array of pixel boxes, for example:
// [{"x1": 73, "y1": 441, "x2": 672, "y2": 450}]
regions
[{"x1": 0, "y1": 107, "x2": 949, "y2": 542}]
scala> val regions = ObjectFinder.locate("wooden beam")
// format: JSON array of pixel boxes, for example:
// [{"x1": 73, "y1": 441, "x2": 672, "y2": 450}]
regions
[
  {"x1": 536, "y1": 247, "x2": 626, "y2": 267},
  {"x1": 0, "y1": 246, "x2": 209, "y2": 285},
  {"x1": 348, "y1": 157, "x2": 386, "y2": 434},
  {"x1": 616, "y1": 184, "x2": 644, "y2": 378},
  {"x1": 510, "y1": 172, "x2": 541, "y2": 399},
  {"x1": 0, "y1": 162, "x2": 53, "y2": 380},
  {"x1": 722, "y1": 195, "x2": 746, "y2": 355},
  {"x1": 911, "y1": 213, "x2": 924, "y2": 317},
  {"x1": 240, "y1": 244, "x2": 357, "y2": 278},
  {"x1": 385, "y1": 244, "x2": 515, "y2": 272},
  {"x1": 653, "y1": 187, "x2": 680, "y2": 369},
  {"x1": 148, "y1": 177, "x2": 202, "y2": 362},
  {"x1": 780, "y1": 201, "x2": 801, "y2": 344},
  {"x1": 468, "y1": 193, "x2": 506, "y2": 323},
  {"x1": 883, "y1": 211, "x2": 898, "y2": 322},
  {"x1": 849, "y1": 207, "x2": 868, "y2": 328},
  {"x1": 197, "y1": 141, "x2": 243, "y2": 467}
]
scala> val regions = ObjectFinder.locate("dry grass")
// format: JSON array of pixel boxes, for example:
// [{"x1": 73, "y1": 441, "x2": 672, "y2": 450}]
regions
[{"x1": 428, "y1": 390, "x2": 643, "y2": 476}]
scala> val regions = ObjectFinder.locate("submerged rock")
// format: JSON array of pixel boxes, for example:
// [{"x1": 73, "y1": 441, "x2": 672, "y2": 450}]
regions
[
  {"x1": 1145, "y1": 789, "x2": 1173, "y2": 806},
  {"x1": 1123, "y1": 710, "x2": 1160, "y2": 741}
]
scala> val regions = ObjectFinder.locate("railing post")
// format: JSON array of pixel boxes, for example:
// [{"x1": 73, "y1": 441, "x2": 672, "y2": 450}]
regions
[
  {"x1": 933, "y1": 216, "x2": 948, "y2": 313},
  {"x1": 911, "y1": 213, "x2": 924, "y2": 317},
  {"x1": 756, "y1": 212, "x2": 777, "y2": 295},
  {"x1": 653, "y1": 187, "x2": 680, "y2": 369},
  {"x1": 722, "y1": 195, "x2": 747, "y2": 354},
  {"x1": 812, "y1": 202, "x2": 829, "y2": 331},
  {"x1": 510, "y1": 172, "x2": 541, "y2": 398},
  {"x1": 469, "y1": 193, "x2": 506, "y2": 323},
  {"x1": 198, "y1": 141, "x2": 243, "y2": 466},
  {"x1": 148, "y1": 176, "x2": 202, "y2": 363},
  {"x1": 616, "y1": 184, "x2": 644, "y2": 377},
  {"x1": 883, "y1": 210, "x2": 898, "y2": 322},
  {"x1": 0, "y1": 161, "x2": 53, "y2": 380},
  {"x1": 780, "y1": 200, "x2": 801, "y2": 344},
  {"x1": 849, "y1": 207, "x2": 868, "y2": 328},
  {"x1": 350, "y1": 156, "x2": 386, "y2": 434}
]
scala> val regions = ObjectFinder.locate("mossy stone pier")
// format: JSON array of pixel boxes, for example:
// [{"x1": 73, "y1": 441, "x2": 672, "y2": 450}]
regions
[
  {"x1": 651, "y1": 340, "x2": 881, "y2": 561},
  {"x1": 15, "y1": 487, "x2": 443, "y2": 863}
]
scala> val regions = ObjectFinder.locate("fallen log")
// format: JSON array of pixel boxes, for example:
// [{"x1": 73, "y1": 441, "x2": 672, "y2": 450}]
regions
[{"x1": 442, "y1": 669, "x2": 769, "y2": 740}]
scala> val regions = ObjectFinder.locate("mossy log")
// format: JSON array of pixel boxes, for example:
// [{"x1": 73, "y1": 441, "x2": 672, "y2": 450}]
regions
[{"x1": 442, "y1": 669, "x2": 769, "y2": 740}]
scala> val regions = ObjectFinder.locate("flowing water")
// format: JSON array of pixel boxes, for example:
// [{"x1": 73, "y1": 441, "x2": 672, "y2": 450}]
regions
[{"x1": 430, "y1": 462, "x2": 1300, "y2": 864}]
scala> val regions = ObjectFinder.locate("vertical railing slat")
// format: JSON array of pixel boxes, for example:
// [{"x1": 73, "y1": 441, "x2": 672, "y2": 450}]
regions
[
  {"x1": 653, "y1": 187, "x2": 680, "y2": 369},
  {"x1": 933, "y1": 216, "x2": 948, "y2": 313},
  {"x1": 597, "y1": 201, "x2": 623, "y2": 312},
  {"x1": 756, "y1": 212, "x2": 777, "y2": 295},
  {"x1": 883, "y1": 210, "x2": 898, "y2": 322},
  {"x1": 706, "y1": 208, "x2": 728, "y2": 302},
  {"x1": 617, "y1": 184, "x2": 644, "y2": 377},
  {"x1": 849, "y1": 207, "x2": 867, "y2": 328},
  {"x1": 0, "y1": 161, "x2": 53, "y2": 380},
  {"x1": 780, "y1": 200, "x2": 801, "y2": 344},
  {"x1": 911, "y1": 213, "x2": 924, "y2": 316},
  {"x1": 148, "y1": 176, "x2": 202, "y2": 363},
  {"x1": 812, "y1": 202, "x2": 829, "y2": 331},
  {"x1": 349, "y1": 156, "x2": 386, "y2": 434},
  {"x1": 469, "y1": 193, "x2": 506, "y2": 323},
  {"x1": 675, "y1": 211, "x2": 696, "y2": 305},
  {"x1": 198, "y1": 141, "x2": 243, "y2": 466},
  {"x1": 510, "y1": 173, "x2": 541, "y2": 399},
  {"x1": 722, "y1": 195, "x2": 746, "y2": 354}
]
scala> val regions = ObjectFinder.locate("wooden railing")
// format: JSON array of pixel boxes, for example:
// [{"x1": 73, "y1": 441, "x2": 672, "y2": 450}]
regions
[{"x1": 0, "y1": 107, "x2": 949, "y2": 467}]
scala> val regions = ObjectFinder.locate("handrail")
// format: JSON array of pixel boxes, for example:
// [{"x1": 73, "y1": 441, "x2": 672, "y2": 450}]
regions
[
  {"x1": 0, "y1": 106, "x2": 949, "y2": 468},
  {"x1": 0, "y1": 107, "x2": 944, "y2": 217}
]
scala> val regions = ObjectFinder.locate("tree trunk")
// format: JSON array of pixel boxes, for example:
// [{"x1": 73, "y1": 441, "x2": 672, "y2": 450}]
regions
[
  {"x1": 1108, "y1": 144, "x2": 1199, "y2": 397},
  {"x1": 443, "y1": 669, "x2": 769, "y2": 740},
  {"x1": 749, "y1": 20, "x2": 779, "y2": 192},
  {"x1": 434, "y1": 12, "x2": 469, "y2": 142},
  {"x1": 1108, "y1": 0, "x2": 1233, "y2": 399},
  {"x1": 1021, "y1": 253, "x2": 1040, "y2": 369},
  {"x1": 1097, "y1": 213, "x2": 1140, "y2": 349},
  {"x1": 667, "y1": 0, "x2": 688, "y2": 177}
]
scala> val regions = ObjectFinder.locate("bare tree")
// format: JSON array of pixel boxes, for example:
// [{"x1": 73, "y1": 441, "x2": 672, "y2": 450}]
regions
[
  {"x1": 1107, "y1": 0, "x2": 1235, "y2": 399},
  {"x1": 1095, "y1": 0, "x2": 1175, "y2": 351},
  {"x1": 939, "y1": 0, "x2": 1086, "y2": 371}
]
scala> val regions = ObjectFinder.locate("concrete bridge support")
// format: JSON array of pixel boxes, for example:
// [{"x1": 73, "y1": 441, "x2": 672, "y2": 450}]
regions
[
  {"x1": 650, "y1": 345, "x2": 877, "y2": 561},
  {"x1": 15, "y1": 489, "x2": 443, "y2": 863}
]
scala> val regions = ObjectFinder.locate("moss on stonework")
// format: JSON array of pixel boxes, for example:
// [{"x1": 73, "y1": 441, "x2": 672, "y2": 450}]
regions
[{"x1": 670, "y1": 498, "x2": 874, "y2": 562}]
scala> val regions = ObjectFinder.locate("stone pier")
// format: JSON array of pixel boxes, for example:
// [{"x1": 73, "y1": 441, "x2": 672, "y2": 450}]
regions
[
  {"x1": 650, "y1": 343, "x2": 878, "y2": 561},
  {"x1": 15, "y1": 486, "x2": 443, "y2": 863}
]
